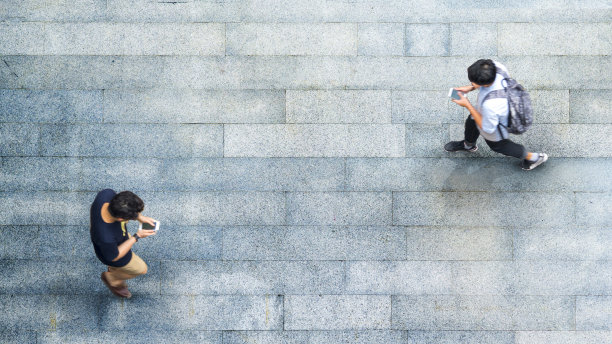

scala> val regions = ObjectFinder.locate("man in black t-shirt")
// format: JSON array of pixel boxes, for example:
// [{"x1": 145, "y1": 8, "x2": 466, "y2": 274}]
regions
[{"x1": 90, "y1": 189, "x2": 156, "y2": 298}]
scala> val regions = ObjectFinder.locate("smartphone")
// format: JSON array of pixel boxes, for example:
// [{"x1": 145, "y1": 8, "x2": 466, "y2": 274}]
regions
[
  {"x1": 448, "y1": 88, "x2": 462, "y2": 100},
  {"x1": 139, "y1": 221, "x2": 160, "y2": 231}
]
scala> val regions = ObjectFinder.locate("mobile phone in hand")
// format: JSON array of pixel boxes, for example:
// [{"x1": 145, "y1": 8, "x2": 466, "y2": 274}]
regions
[
  {"x1": 448, "y1": 88, "x2": 462, "y2": 100},
  {"x1": 139, "y1": 221, "x2": 160, "y2": 231}
]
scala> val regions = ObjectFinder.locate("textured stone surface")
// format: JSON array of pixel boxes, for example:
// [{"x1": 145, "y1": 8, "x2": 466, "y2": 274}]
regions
[
  {"x1": 575, "y1": 192, "x2": 612, "y2": 227},
  {"x1": 570, "y1": 89, "x2": 612, "y2": 123},
  {"x1": 358, "y1": 24, "x2": 405, "y2": 56},
  {"x1": 405, "y1": 24, "x2": 449, "y2": 56},
  {"x1": 392, "y1": 91, "x2": 464, "y2": 124},
  {"x1": 0, "y1": 90, "x2": 103, "y2": 123},
  {"x1": 577, "y1": 297, "x2": 612, "y2": 330},
  {"x1": 224, "y1": 330, "x2": 408, "y2": 344},
  {"x1": 515, "y1": 331, "x2": 612, "y2": 344},
  {"x1": 407, "y1": 331, "x2": 515, "y2": 344},
  {"x1": 514, "y1": 227, "x2": 612, "y2": 260},
  {"x1": 450, "y1": 23, "x2": 497, "y2": 56}
]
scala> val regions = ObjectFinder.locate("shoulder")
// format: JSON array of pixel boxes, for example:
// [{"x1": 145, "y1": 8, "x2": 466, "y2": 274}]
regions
[
  {"x1": 95, "y1": 189, "x2": 116, "y2": 203},
  {"x1": 482, "y1": 98, "x2": 508, "y2": 114}
]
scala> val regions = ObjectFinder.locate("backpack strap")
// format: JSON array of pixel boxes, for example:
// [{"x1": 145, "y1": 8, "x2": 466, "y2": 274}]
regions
[{"x1": 481, "y1": 89, "x2": 510, "y2": 140}]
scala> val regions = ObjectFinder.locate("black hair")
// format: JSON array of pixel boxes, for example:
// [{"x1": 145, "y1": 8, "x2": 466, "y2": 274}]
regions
[
  {"x1": 108, "y1": 191, "x2": 144, "y2": 220},
  {"x1": 467, "y1": 59, "x2": 497, "y2": 86}
]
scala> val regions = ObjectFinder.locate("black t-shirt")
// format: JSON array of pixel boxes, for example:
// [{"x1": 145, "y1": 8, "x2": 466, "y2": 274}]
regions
[{"x1": 90, "y1": 189, "x2": 132, "y2": 267}]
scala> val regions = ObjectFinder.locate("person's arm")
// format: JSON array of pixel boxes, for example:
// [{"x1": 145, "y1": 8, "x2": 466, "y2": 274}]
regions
[
  {"x1": 454, "y1": 85, "x2": 476, "y2": 94},
  {"x1": 452, "y1": 92, "x2": 483, "y2": 128},
  {"x1": 111, "y1": 228, "x2": 156, "y2": 262}
]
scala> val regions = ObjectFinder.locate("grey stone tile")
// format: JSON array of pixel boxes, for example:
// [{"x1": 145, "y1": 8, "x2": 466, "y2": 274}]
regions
[
  {"x1": 285, "y1": 295, "x2": 391, "y2": 330},
  {"x1": 161, "y1": 260, "x2": 344, "y2": 295},
  {"x1": 514, "y1": 261, "x2": 612, "y2": 296},
  {"x1": 35, "y1": 330, "x2": 102, "y2": 344},
  {"x1": 499, "y1": 23, "x2": 612, "y2": 55},
  {"x1": 453, "y1": 261, "x2": 515, "y2": 295},
  {"x1": 393, "y1": 192, "x2": 573, "y2": 227},
  {"x1": 286, "y1": 90, "x2": 391, "y2": 123},
  {"x1": 576, "y1": 193, "x2": 612, "y2": 227},
  {"x1": 577, "y1": 297, "x2": 612, "y2": 330},
  {"x1": 530, "y1": 90, "x2": 570, "y2": 124},
  {"x1": 358, "y1": 24, "x2": 404, "y2": 56},
  {"x1": 104, "y1": 89, "x2": 285, "y2": 124},
  {"x1": 224, "y1": 124, "x2": 405, "y2": 157},
  {"x1": 286, "y1": 192, "x2": 392, "y2": 226},
  {"x1": 106, "y1": 0, "x2": 241, "y2": 22},
  {"x1": 79, "y1": 158, "x2": 344, "y2": 192},
  {"x1": 100, "y1": 295, "x2": 283, "y2": 330},
  {"x1": 0, "y1": 295, "x2": 99, "y2": 330},
  {"x1": 226, "y1": 23, "x2": 357, "y2": 56},
  {"x1": 0, "y1": 0, "x2": 106, "y2": 21},
  {"x1": 0, "y1": 90, "x2": 103, "y2": 123},
  {"x1": 39, "y1": 124, "x2": 223, "y2": 157},
  {"x1": 515, "y1": 331, "x2": 612, "y2": 344},
  {"x1": 0, "y1": 23, "x2": 46, "y2": 54},
  {"x1": 224, "y1": 330, "x2": 408, "y2": 344},
  {"x1": 0, "y1": 192, "x2": 92, "y2": 226},
  {"x1": 405, "y1": 24, "x2": 449, "y2": 56},
  {"x1": 570, "y1": 90, "x2": 612, "y2": 124},
  {"x1": 514, "y1": 227, "x2": 612, "y2": 260},
  {"x1": 0, "y1": 123, "x2": 39, "y2": 156},
  {"x1": 42, "y1": 23, "x2": 224, "y2": 55},
  {"x1": 0, "y1": 226, "x2": 40, "y2": 259},
  {"x1": 222, "y1": 226, "x2": 406, "y2": 261},
  {"x1": 450, "y1": 23, "x2": 497, "y2": 56},
  {"x1": 392, "y1": 295, "x2": 574, "y2": 330},
  {"x1": 138, "y1": 226, "x2": 221, "y2": 260},
  {"x1": 406, "y1": 331, "x2": 515, "y2": 344},
  {"x1": 39, "y1": 226, "x2": 100, "y2": 261},
  {"x1": 0, "y1": 157, "x2": 81, "y2": 191},
  {"x1": 141, "y1": 191, "x2": 285, "y2": 226},
  {"x1": 0, "y1": 330, "x2": 37, "y2": 344},
  {"x1": 406, "y1": 227, "x2": 512, "y2": 260},
  {"x1": 392, "y1": 91, "x2": 464, "y2": 124},
  {"x1": 345, "y1": 261, "x2": 454, "y2": 294},
  {"x1": 405, "y1": 124, "x2": 451, "y2": 157},
  {"x1": 98, "y1": 331, "x2": 222, "y2": 344},
  {"x1": 346, "y1": 158, "x2": 612, "y2": 192}
]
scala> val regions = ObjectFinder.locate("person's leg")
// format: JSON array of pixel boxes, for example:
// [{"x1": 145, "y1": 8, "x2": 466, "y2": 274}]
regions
[
  {"x1": 105, "y1": 253, "x2": 148, "y2": 287},
  {"x1": 464, "y1": 116, "x2": 480, "y2": 147},
  {"x1": 485, "y1": 139, "x2": 526, "y2": 159}
]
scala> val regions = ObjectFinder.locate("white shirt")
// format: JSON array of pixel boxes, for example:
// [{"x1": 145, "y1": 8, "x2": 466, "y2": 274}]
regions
[{"x1": 475, "y1": 62, "x2": 510, "y2": 142}]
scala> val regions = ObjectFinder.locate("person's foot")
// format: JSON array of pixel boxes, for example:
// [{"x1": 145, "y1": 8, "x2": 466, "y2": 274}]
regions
[
  {"x1": 521, "y1": 153, "x2": 548, "y2": 171},
  {"x1": 101, "y1": 272, "x2": 131, "y2": 298},
  {"x1": 444, "y1": 140, "x2": 478, "y2": 152}
]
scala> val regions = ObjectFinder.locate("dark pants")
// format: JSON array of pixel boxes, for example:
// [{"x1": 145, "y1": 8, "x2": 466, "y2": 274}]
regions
[{"x1": 464, "y1": 116, "x2": 527, "y2": 159}]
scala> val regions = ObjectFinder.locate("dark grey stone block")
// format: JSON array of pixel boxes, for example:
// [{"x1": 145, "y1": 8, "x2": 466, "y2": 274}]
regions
[
  {"x1": 405, "y1": 124, "x2": 451, "y2": 157},
  {"x1": 0, "y1": 192, "x2": 92, "y2": 226},
  {"x1": 0, "y1": 157, "x2": 81, "y2": 191},
  {"x1": 0, "y1": 330, "x2": 37, "y2": 344},
  {"x1": 160, "y1": 260, "x2": 344, "y2": 295},
  {"x1": 0, "y1": 225, "x2": 39, "y2": 259},
  {"x1": 138, "y1": 226, "x2": 221, "y2": 260},
  {"x1": 0, "y1": 123, "x2": 39, "y2": 156},
  {"x1": 222, "y1": 226, "x2": 406, "y2": 260},
  {"x1": 38, "y1": 225, "x2": 96, "y2": 261},
  {"x1": 0, "y1": 90, "x2": 103, "y2": 123}
]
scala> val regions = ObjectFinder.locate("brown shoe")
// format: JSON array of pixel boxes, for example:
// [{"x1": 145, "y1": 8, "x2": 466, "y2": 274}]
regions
[{"x1": 101, "y1": 272, "x2": 132, "y2": 298}]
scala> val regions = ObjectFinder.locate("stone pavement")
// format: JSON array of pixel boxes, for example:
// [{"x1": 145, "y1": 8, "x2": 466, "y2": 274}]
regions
[{"x1": 1, "y1": 1, "x2": 611, "y2": 343}]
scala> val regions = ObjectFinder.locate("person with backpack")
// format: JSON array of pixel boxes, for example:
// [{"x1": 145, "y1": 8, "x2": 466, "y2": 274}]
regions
[{"x1": 444, "y1": 59, "x2": 548, "y2": 170}]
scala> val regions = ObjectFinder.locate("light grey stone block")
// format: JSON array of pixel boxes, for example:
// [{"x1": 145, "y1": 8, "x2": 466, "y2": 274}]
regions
[
  {"x1": 224, "y1": 124, "x2": 405, "y2": 157},
  {"x1": 141, "y1": 191, "x2": 285, "y2": 226},
  {"x1": 405, "y1": 124, "x2": 451, "y2": 157},
  {"x1": 450, "y1": 23, "x2": 497, "y2": 56},
  {"x1": 226, "y1": 23, "x2": 357, "y2": 56},
  {"x1": 576, "y1": 193, "x2": 612, "y2": 227},
  {"x1": 138, "y1": 226, "x2": 221, "y2": 260},
  {"x1": 104, "y1": 90, "x2": 285, "y2": 124},
  {"x1": 346, "y1": 158, "x2": 612, "y2": 192},
  {"x1": 514, "y1": 227, "x2": 612, "y2": 260},
  {"x1": 407, "y1": 331, "x2": 515, "y2": 344},
  {"x1": 0, "y1": 0, "x2": 106, "y2": 22},
  {"x1": 41, "y1": 23, "x2": 225, "y2": 55},
  {"x1": 0, "y1": 90, "x2": 103, "y2": 123},
  {"x1": 577, "y1": 297, "x2": 612, "y2": 330},
  {"x1": 79, "y1": 158, "x2": 344, "y2": 192},
  {"x1": 285, "y1": 295, "x2": 391, "y2": 330},
  {"x1": 0, "y1": 157, "x2": 81, "y2": 191},
  {"x1": 38, "y1": 330, "x2": 223, "y2": 344},
  {"x1": 286, "y1": 192, "x2": 392, "y2": 226},
  {"x1": 453, "y1": 261, "x2": 514, "y2": 295},
  {"x1": 358, "y1": 24, "x2": 404, "y2": 56},
  {"x1": 38, "y1": 226, "x2": 97, "y2": 261},
  {"x1": 392, "y1": 295, "x2": 574, "y2": 330},
  {"x1": 0, "y1": 192, "x2": 92, "y2": 225},
  {"x1": 393, "y1": 192, "x2": 573, "y2": 227},
  {"x1": 0, "y1": 23, "x2": 46, "y2": 54},
  {"x1": 222, "y1": 226, "x2": 406, "y2": 260},
  {"x1": 514, "y1": 261, "x2": 612, "y2": 296},
  {"x1": 0, "y1": 226, "x2": 39, "y2": 259},
  {"x1": 0, "y1": 123, "x2": 39, "y2": 156},
  {"x1": 392, "y1": 91, "x2": 464, "y2": 124},
  {"x1": 405, "y1": 24, "x2": 449, "y2": 56},
  {"x1": 345, "y1": 261, "x2": 454, "y2": 294},
  {"x1": 515, "y1": 331, "x2": 612, "y2": 344},
  {"x1": 499, "y1": 23, "x2": 612, "y2": 55},
  {"x1": 106, "y1": 0, "x2": 241, "y2": 22},
  {"x1": 39, "y1": 124, "x2": 223, "y2": 157},
  {"x1": 530, "y1": 90, "x2": 570, "y2": 124},
  {"x1": 0, "y1": 295, "x2": 99, "y2": 330},
  {"x1": 100, "y1": 295, "x2": 283, "y2": 330},
  {"x1": 406, "y1": 227, "x2": 512, "y2": 260},
  {"x1": 161, "y1": 261, "x2": 344, "y2": 295},
  {"x1": 286, "y1": 90, "x2": 391, "y2": 123},
  {"x1": 570, "y1": 90, "x2": 612, "y2": 124},
  {"x1": 224, "y1": 330, "x2": 408, "y2": 344}
]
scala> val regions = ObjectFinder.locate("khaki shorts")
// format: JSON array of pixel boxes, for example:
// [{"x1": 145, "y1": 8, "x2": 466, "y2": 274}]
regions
[{"x1": 108, "y1": 252, "x2": 147, "y2": 276}]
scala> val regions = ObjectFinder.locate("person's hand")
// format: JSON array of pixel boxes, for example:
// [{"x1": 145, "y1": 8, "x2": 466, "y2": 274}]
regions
[
  {"x1": 451, "y1": 91, "x2": 471, "y2": 108},
  {"x1": 136, "y1": 229, "x2": 156, "y2": 239},
  {"x1": 137, "y1": 214, "x2": 156, "y2": 227},
  {"x1": 454, "y1": 85, "x2": 474, "y2": 94}
]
